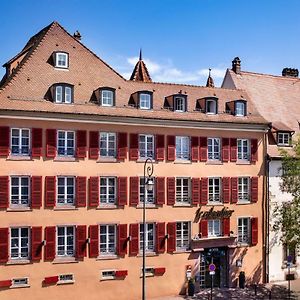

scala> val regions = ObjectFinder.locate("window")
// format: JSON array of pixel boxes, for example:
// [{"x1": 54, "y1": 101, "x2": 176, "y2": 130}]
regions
[
  {"x1": 174, "y1": 97, "x2": 186, "y2": 112},
  {"x1": 139, "y1": 93, "x2": 152, "y2": 110},
  {"x1": 139, "y1": 177, "x2": 155, "y2": 204},
  {"x1": 58, "y1": 274, "x2": 74, "y2": 284},
  {"x1": 237, "y1": 218, "x2": 250, "y2": 244},
  {"x1": 238, "y1": 177, "x2": 250, "y2": 202},
  {"x1": 176, "y1": 222, "x2": 190, "y2": 251},
  {"x1": 101, "y1": 270, "x2": 116, "y2": 280},
  {"x1": 57, "y1": 176, "x2": 75, "y2": 206},
  {"x1": 139, "y1": 223, "x2": 155, "y2": 253},
  {"x1": 176, "y1": 136, "x2": 190, "y2": 160},
  {"x1": 235, "y1": 101, "x2": 246, "y2": 116},
  {"x1": 208, "y1": 178, "x2": 221, "y2": 203},
  {"x1": 10, "y1": 227, "x2": 30, "y2": 260},
  {"x1": 11, "y1": 278, "x2": 29, "y2": 287},
  {"x1": 176, "y1": 178, "x2": 190, "y2": 204},
  {"x1": 206, "y1": 99, "x2": 217, "y2": 114},
  {"x1": 139, "y1": 134, "x2": 154, "y2": 159},
  {"x1": 57, "y1": 130, "x2": 75, "y2": 156},
  {"x1": 100, "y1": 177, "x2": 116, "y2": 205},
  {"x1": 55, "y1": 85, "x2": 73, "y2": 103},
  {"x1": 99, "y1": 224, "x2": 116, "y2": 256},
  {"x1": 237, "y1": 139, "x2": 250, "y2": 161},
  {"x1": 100, "y1": 132, "x2": 116, "y2": 158},
  {"x1": 57, "y1": 226, "x2": 75, "y2": 257},
  {"x1": 55, "y1": 52, "x2": 68, "y2": 68},
  {"x1": 140, "y1": 267, "x2": 155, "y2": 277},
  {"x1": 101, "y1": 90, "x2": 114, "y2": 106},
  {"x1": 208, "y1": 138, "x2": 221, "y2": 160},
  {"x1": 283, "y1": 244, "x2": 297, "y2": 265},
  {"x1": 10, "y1": 176, "x2": 30, "y2": 207},
  {"x1": 208, "y1": 219, "x2": 221, "y2": 237},
  {"x1": 11, "y1": 128, "x2": 30, "y2": 156},
  {"x1": 277, "y1": 132, "x2": 291, "y2": 146}
]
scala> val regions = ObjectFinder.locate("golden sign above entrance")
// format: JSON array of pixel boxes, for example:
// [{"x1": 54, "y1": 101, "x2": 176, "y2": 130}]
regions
[{"x1": 194, "y1": 207, "x2": 234, "y2": 223}]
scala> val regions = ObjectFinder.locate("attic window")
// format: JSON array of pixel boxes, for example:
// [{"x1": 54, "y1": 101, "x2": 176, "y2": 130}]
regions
[
  {"x1": 54, "y1": 84, "x2": 73, "y2": 103},
  {"x1": 206, "y1": 99, "x2": 217, "y2": 114},
  {"x1": 55, "y1": 52, "x2": 69, "y2": 69},
  {"x1": 277, "y1": 132, "x2": 291, "y2": 146},
  {"x1": 139, "y1": 93, "x2": 152, "y2": 110},
  {"x1": 235, "y1": 101, "x2": 246, "y2": 116},
  {"x1": 101, "y1": 89, "x2": 115, "y2": 106},
  {"x1": 174, "y1": 96, "x2": 187, "y2": 112}
]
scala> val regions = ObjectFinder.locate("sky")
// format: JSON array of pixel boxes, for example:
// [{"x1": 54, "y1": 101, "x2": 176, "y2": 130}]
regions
[{"x1": 0, "y1": 0, "x2": 300, "y2": 87}]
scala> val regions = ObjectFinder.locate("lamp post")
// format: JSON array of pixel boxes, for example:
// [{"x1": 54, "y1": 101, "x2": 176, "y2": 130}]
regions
[{"x1": 142, "y1": 158, "x2": 154, "y2": 300}]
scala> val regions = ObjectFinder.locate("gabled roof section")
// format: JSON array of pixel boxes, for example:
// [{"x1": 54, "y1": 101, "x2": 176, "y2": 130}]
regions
[{"x1": 129, "y1": 50, "x2": 152, "y2": 82}]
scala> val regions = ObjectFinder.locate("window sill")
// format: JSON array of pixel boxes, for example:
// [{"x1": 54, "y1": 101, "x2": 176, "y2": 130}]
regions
[
  {"x1": 173, "y1": 203, "x2": 191, "y2": 207},
  {"x1": 54, "y1": 67, "x2": 69, "y2": 71},
  {"x1": 10, "y1": 284, "x2": 30, "y2": 289},
  {"x1": 207, "y1": 202, "x2": 223, "y2": 206},
  {"x1": 96, "y1": 255, "x2": 119, "y2": 260},
  {"x1": 7, "y1": 259, "x2": 30, "y2": 265},
  {"x1": 206, "y1": 160, "x2": 223, "y2": 165},
  {"x1": 174, "y1": 160, "x2": 191, "y2": 164},
  {"x1": 97, "y1": 204, "x2": 118, "y2": 209},
  {"x1": 52, "y1": 257, "x2": 78, "y2": 264},
  {"x1": 137, "y1": 252, "x2": 158, "y2": 257},
  {"x1": 57, "y1": 280, "x2": 74, "y2": 285},
  {"x1": 237, "y1": 242, "x2": 250, "y2": 247},
  {"x1": 236, "y1": 160, "x2": 250, "y2": 165},
  {"x1": 7, "y1": 155, "x2": 32, "y2": 161},
  {"x1": 97, "y1": 157, "x2": 117, "y2": 163},
  {"x1": 7, "y1": 207, "x2": 32, "y2": 212},
  {"x1": 136, "y1": 204, "x2": 157, "y2": 209},
  {"x1": 237, "y1": 201, "x2": 251, "y2": 205},
  {"x1": 54, "y1": 206, "x2": 77, "y2": 211},
  {"x1": 136, "y1": 158, "x2": 156, "y2": 163},
  {"x1": 173, "y1": 249, "x2": 191, "y2": 254},
  {"x1": 54, "y1": 157, "x2": 76, "y2": 162}
]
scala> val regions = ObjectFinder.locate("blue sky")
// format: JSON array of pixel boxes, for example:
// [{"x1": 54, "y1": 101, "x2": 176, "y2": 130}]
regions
[{"x1": 1, "y1": 0, "x2": 300, "y2": 86}]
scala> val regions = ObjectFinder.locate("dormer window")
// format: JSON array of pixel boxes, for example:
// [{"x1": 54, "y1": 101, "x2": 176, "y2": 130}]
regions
[
  {"x1": 174, "y1": 96, "x2": 186, "y2": 112},
  {"x1": 54, "y1": 52, "x2": 69, "y2": 69},
  {"x1": 54, "y1": 84, "x2": 73, "y2": 103},
  {"x1": 277, "y1": 132, "x2": 291, "y2": 146},
  {"x1": 206, "y1": 99, "x2": 217, "y2": 114},
  {"x1": 128, "y1": 91, "x2": 152, "y2": 109},
  {"x1": 235, "y1": 101, "x2": 246, "y2": 116},
  {"x1": 101, "y1": 89, "x2": 115, "y2": 107},
  {"x1": 139, "y1": 93, "x2": 152, "y2": 110}
]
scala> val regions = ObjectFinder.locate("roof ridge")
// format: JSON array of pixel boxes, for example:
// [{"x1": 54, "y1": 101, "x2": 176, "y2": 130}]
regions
[{"x1": 231, "y1": 69, "x2": 300, "y2": 81}]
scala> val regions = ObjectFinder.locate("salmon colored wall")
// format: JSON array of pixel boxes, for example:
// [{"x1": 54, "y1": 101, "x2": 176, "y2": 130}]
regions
[{"x1": 0, "y1": 118, "x2": 265, "y2": 300}]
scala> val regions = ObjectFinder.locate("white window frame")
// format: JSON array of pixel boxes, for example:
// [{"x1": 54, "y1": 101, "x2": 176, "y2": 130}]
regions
[
  {"x1": 175, "y1": 136, "x2": 190, "y2": 160},
  {"x1": 10, "y1": 227, "x2": 30, "y2": 260},
  {"x1": 174, "y1": 97, "x2": 185, "y2": 112},
  {"x1": 99, "y1": 132, "x2": 116, "y2": 158},
  {"x1": 139, "y1": 177, "x2": 155, "y2": 204},
  {"x1": 100, "y1": 177, "x2": 116, "y2": 205},
  {"x1": 56, "y1": 226, "x2": 75, "y2": 257},
  {"x1": 237, "y1": 217, "x2": 250, "y2": 245},
  {"x1": 139, "y1": 134, "x2": 154, "y2": 159},
  {"x1": 55, "y1": 85, "x2": 72, "y2": 104},
  {"x1": 208, "y1": 177, "x2": 221, "y2": 203},
  {"x1": 100, "y1": 270, "x2": 117, "y2": 281},
  {"x1": 176, "y1": 177, "x2": 190, "y2": 204},
  {"x1": 237, "y1": 139, "x2": 250, "y2": 161},
  {"x1": 57, "y1": 176, "x2": 75, "y2": 206},
  {"x1": 10, "y1": 176, "x2": 30, "y2": 207},
  {"x1": 176, "y1": 221, "x2": 190, "y2": 251},
  {"x1": 139, "y1": 223, "x2": 155, "y2": 253},
  {"x1": 99, "y1": 224, "x2": 117, "y2": 256},
  {"x1": 238, "y1": 177, "x2": 250, "y2": 203},
  {"x1": 206, "y1": 99, "x2": 217, "y2": 114},
  {"x1": 235, "y1": 101, "x2": 245, "y2": 116},
  {"x1": 208, "y1": 138, "x2": 221, "y2": 160},
  {"x1": 55, "y1": 52, "x2": 68, "y2": 68},
  {"x1": 11, "y1": 277, "x2": 30, "y2": 288},
  {"x1": 139, "y1": 93, "x2": 151, "y2": 110},
  {"x1": 58, "y1": 274, "x2": 74, "y2": 284},
  {"x1": 11, "y1": 128, "x2": 30, "y2": 156},
  {"x1": 57, "y1": 130, "x2": 75, "y2": 157},
  {"x1": 277, "y1": 132, "x2": 291, "y2": 146},
  {"x1": 101, "y1": 90, "x2": 114, "y2": 107},
  {"x1": 208, "y1": 219, "x2": 221, "y2": 237}
]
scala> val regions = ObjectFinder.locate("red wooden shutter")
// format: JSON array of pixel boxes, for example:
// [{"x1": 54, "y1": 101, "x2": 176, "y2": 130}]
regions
[
  {"x1": 199, "y1": 137, "x2": 207, "y2": 162},
  {"x1": 76, "y1": 176, "x2": 86, "y2": 207},
  {"x1": 167, "y1": 177, "x2": 175, "y2": 206},
  {"x1": 156, "y1": 135, "x2": 165, "y2": 161},
  {"x1": 222, "y1": 218, "x2": 230, "y2": 236},
  {"x1": 129, "y1": 223, "x2": 139, "y2": 256},
  {"x1": 76, "y1": 130, "x2": 87, "y2": 158},
  {"x1": 31, "y1": 176, "x2": 42, "y2": 209},
  {"x1": 156, "y1": 222, "x2": 165, "y2": 254},
  {"x1": 32, "y1": 128, "x2": 43, "y2": 158},
  {"x1": 0, "y1": 176, "x2": 9, "y2": 208},
  {"x1": 44, "y1": 226, "x2": 56, "y2": 260},
  {"x1": 231, "y1": 177, "x2": 238, "y2": 203},
  {"x1": 251, "y1": 217, "x2": 258, "y2": 246},
  {"x1": 167, "y1": 222, "x2": 176, "y2": 253},
  {"x1": 45, "y1": 176, "x2": 56, "y2": 208},
  {"x1": 46, "y1": 129, "x2": 56, "y2": 158},
  {"x1": 0, "y1": 126, "x2": 9, "y2": 156},
  {"x1": 156, "y1": 177, "x2": 165, "y2": 205},
  {"x1": 222, "y1": 177, "x2": 230, "y2": 204},
  {"x1": 0, "y1": 280, "x2": 12, "y2": 287},
  {"x1": 200, "y1": 219, "x2": 208, "y2": 238},
  {"x1": 222, "y1": 138, "x2": 230, "y2": 162},
  {"x1": 76, "y1": 225, "x2": 87, "y2": 258},
  {"x1": 117, "y1": 224, "x2": 128, "y2": 256},
  {"x1": 129, "y1": 177, "x2": 139, "y2": 206},
  {"x1": 251, "y1": 139, "x2": 258, "y2": 162},
  {"x1": 88, "y1": 177, "x2": 99, "y2": 207},
  {"x1": 167, "y1": 135, "x2": 175, "y2": 161},
  {"x1": 129, "y1": 133, "x2": 139, "y2": 160},
  {"x1": 154, "y1": 267, "x2": 166, "y2": 276},
  {"x1": 251, "y1": 177, "x2": 258, "y2": 203},
  {"x1": 44, "y1": 276, "x2": 59, "y2": 285},
  {"x1": 230, "y1": 138, "x2": 237, "y2": 162},
  {"x1": 118, "y1": 177, "x2": 127, "y2": 206},
  {"x1": 192, "y1": 178, "x2": 200, "y2": 205},
  {"x1": 89, "y1": 225, "x2": 99, "y2": 258},
  {"x1": 117, "y1": 132, "x2": 127, "y2": 160},
  {"x1": 200, "y1": 178, "x2": 208, "y2": 205},
  {"x1": 0, "y1": 228, "x2": 8, "y2": 263},
  {"x1": 191, "y1": 137, "x2": 199, "y2": 162},
  {"x1": 115, "y1": 270, "x2": 128, "y2": 278},
  {"x1": 31, "y1": 226, "x2": 42, "y2": 261},
  {"x1": 89, "y1": 131, "x2": 99, "y2": 159}
]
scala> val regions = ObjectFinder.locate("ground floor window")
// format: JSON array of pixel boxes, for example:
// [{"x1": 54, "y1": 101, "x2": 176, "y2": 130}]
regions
[{"x1": 283, "y1": 244, "x2": 297, "y2": 265}]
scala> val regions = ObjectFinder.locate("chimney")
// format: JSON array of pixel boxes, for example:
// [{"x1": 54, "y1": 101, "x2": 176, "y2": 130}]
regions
[
  {"x1": 73, "y1": 30, "x2": 82, "y2": 41},
  {"x1": 232, "y1": 57, "x2": 241, "y2": 74},
  {"x1": 282, "y1": 68, "x2": 299, "y2": 78}
]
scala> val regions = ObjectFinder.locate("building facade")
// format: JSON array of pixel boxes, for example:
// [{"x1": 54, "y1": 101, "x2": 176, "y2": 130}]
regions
[{"x1": 0, "y1": 22, "x2": 268, "y2": 299}]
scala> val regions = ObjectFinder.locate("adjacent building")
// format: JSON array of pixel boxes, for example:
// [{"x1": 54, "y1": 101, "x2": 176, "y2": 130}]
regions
[{"x1": 0, "y1": 22, "x2": 268, "y2": 299}]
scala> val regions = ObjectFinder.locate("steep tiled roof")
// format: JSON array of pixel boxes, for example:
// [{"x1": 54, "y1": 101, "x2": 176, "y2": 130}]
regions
[{"x1": 129, "y1": 51, "x2": 152, "y2": 82}]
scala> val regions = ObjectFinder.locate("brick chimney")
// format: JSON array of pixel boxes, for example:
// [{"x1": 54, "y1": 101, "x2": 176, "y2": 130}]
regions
[
  {"x1": 282, "y1": 68, "x2": 299, "y2": 78},
  {"x1": 73, "y1": 30, "x2": 82, "y2": 41},
  {"x1": 232, "y1": 57, "x2": 241, "y2": 74}
]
